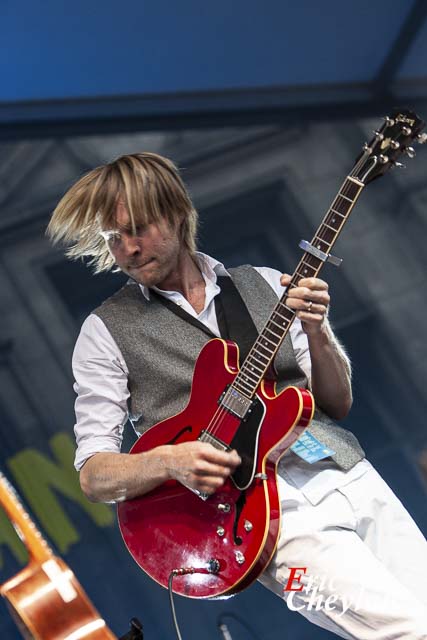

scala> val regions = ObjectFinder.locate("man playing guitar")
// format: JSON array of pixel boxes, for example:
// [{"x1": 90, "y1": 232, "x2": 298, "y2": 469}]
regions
[{"x1": 47, "y1": 151, "x2": 427, "y2": 638}]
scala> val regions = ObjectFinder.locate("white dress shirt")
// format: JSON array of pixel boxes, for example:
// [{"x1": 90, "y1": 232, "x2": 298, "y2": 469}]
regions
[{"x1": 73, "y1": 253, "x2": 369, "y2": 503}]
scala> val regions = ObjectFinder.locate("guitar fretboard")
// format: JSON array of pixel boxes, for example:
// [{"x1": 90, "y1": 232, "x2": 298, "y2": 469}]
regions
[
  {"x1": 231, "y1": 176, "x2": 364, "y2": 398},
  {"x1": 0, "y1": 471, "x2": 52, "y2": 565}
]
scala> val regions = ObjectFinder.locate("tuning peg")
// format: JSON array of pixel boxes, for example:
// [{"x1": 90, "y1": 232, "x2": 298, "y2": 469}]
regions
[
  {"x1": 384, "y1": 116, "x2": 395, "y2": 127},
  {"x1": 402, "y1": 126, "x2": 412, "y2": 136},
  {"x1": 373, "y1": 130, "x2": 384, "y2": 140},
  {"x1": 417, "y1": 133, "x2": 427, "y2": 144},
  {"x1": 405, "y1": 146, "x2": 416, "y2": 158},
  {"x1": 392, "y1": 161, "x2": 405, "y2": 169}
]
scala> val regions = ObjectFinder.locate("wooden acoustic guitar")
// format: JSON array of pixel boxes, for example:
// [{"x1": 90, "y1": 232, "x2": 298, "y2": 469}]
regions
[
  {"x1": 117, "y1": 110, "x2": 425, "y2": 599},
  {"x1": 0, "y1": 471, "x2": 117, "y2": 640}
]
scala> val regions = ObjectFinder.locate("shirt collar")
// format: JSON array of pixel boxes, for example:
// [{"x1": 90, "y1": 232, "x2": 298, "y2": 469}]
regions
[{"x1": 137, "y1": 252, "x2": 228, "y2": 301}]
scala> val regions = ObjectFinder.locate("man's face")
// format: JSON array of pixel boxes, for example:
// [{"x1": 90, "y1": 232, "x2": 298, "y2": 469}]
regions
[{"x1": 104, "y1": 202, "x2": 182, "y2": 288}]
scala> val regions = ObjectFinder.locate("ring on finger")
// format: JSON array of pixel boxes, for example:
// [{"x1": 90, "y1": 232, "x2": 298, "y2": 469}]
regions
[{"x1": 307, "y1": 301, "x2": 313, "y2": 312}]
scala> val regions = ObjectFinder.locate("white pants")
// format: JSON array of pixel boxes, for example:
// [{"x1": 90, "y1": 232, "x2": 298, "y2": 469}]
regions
[{"x1": 258, "y1": 461, "x2": 427, "y2": 639}]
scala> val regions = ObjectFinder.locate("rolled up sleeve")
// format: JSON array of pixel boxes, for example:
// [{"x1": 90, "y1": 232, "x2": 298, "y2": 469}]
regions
[{"x1": 72, "y1": 314, "x2": 130, "y2": 471}]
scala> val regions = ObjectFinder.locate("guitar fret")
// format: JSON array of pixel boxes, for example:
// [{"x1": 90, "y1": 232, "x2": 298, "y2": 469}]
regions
[
  {"x1": 234, "y1": 378, "x2": 254, "y2": 394},
  {"x1": 330, "y1": 208, "x2": 346, "y2": 218},
  {"x1": 348, "y1": 176, "x2": 364, "y2": 187},
  {"x1": 295, "y1": 270, "x2": 306, "y2": 281},
  {"x1": 322, "y1": 222, "x2": 341, "y2": 232},
  {"x1": 270, "y1": 318, "x2": 286, "y2": 331},
  {"x1": 265, "y1": 326, "x2": 281, "y2": 340},
  {"x1": 232, "y1": 379, "x2": 252, "y2": 394},
  {"x1": 312, "y1": 236, "x2": 331, "y2": 249},
  {"x1": 230, "y1": 383, "x2": 251, "y2": 399},
  {"x1": 250, "y1": 340, "x2": 276, "y2": 365},
  {"x1": 278, "y1": 301, "x2": 295, "y2": 314},
  {"x1": 338, "y1": 193, "x2": 353, "y2": 203},
  {"x1": 255, "y1": 348, "x2": 275, "y2": 362},
  {"x1": 272, "y1": 310, "x2": 288, "y2": 323},
  {"x1": 240, "y1": 364, "x2": 260, "y2": 380},
  {"x1": 272, "y1": 315, "x2": 290, "y2": 329},
  {"x1": 258, "y1": 335, "x2": 277, "y2": 348},
  {"x1": 240, "y1": 370, "x2": 259, "y2": 384},
  {"x1": 244, "y1": 360, "x2": 264, "y2": 374},
  {"x1": 300, "y1": 261, "x2": 317, "y2": 275},
  {"x1": 302, "y1": 259, "x2": 316, "y2": 266},
  {"x1": 251, "y1": 351, "x2": 274, "y2": 369}
]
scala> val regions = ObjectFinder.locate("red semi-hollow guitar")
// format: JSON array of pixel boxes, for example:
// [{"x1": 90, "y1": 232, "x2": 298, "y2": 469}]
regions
[{"x1": 118, "y1": 110, "x2": 425, "y2": 599}]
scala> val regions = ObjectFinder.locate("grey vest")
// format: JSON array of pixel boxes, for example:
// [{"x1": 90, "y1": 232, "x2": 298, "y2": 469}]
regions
[{"x1": 94, "y1": 265, "x2": 364, "y2": 471}]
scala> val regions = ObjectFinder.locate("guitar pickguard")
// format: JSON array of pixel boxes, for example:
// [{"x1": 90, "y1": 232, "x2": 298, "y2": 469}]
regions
[{"x1": 230, "y1": 395, "x2": 266, "y2": 490}]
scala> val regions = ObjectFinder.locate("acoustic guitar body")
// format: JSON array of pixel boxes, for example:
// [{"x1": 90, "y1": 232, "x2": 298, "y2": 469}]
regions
[{"x1": 1, "y1": 557, "x2": 117, "y2": 640}]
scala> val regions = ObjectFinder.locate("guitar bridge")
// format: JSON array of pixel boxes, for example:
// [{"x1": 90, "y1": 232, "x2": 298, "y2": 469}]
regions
[{"x1": 199, "y1": 430, "x2": 229, "y2": 451}]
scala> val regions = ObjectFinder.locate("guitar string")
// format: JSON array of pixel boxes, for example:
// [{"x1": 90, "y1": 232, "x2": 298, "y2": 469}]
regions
[{"x1": 202, "y1": 151, "x2": 371, "y2": 442}]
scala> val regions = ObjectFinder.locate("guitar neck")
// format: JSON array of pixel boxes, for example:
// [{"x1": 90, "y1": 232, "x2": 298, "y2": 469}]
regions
[
  {"x1": 0, "y1": 472, "x2": 52, "y2": 565},
  {"x1": 231, "y1": 175, "x2": 365, "y2": 398}
]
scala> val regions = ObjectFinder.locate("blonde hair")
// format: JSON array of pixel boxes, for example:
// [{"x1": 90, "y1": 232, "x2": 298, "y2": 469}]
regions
[{"x1": 47, "y1": 152, "x2": 198, "y2": 273}]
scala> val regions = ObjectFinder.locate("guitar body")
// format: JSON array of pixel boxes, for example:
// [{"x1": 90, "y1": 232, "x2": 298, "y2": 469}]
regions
[
  {"x1": 118, "y1": 338, "x2": 313, "y2": 599},
  {"x1": 1, "y1": 557, "x2": 117, "y2": 640}
]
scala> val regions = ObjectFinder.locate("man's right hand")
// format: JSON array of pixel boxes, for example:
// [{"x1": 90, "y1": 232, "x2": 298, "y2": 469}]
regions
[
  {"x1": 161, "y1": 441, "x2": 241, "y2": 495},
  {"x1": 79, "y1": 442, "x2": 241, "y2": 503}
]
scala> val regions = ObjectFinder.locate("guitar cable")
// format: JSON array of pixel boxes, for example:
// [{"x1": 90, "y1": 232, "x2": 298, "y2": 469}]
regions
[
  {"x1": 168, "y1": 571, "x2": 185, "y2": 640},
  {"x1": 168, "y1": 563, "x2": 220, "y2": 640}
]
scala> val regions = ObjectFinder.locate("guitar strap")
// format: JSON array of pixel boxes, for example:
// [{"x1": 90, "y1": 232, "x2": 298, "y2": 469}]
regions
[
  {"x1": 149, "y1": 289, "x2": 216, "y2": 339},
  {"x1": 149, "y1": 275, "x2": 259, "y2": 365},
  {"x1": 215, "y1": 275, "x2": 258, "y2": 365}
]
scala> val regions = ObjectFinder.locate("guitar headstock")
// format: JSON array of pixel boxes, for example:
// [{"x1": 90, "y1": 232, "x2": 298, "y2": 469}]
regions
[{"x1": 352, "y1": 109, "x2": 426, "y2": 184}]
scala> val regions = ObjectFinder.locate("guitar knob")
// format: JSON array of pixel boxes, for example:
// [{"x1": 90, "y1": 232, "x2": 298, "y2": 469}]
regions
[
  {"x1": 235, "y1": 551, "x2": 245, "y2": 565},
  {"x1": 405, "y1": 146, "x2": 416, "y2": 158},
  {"x1": 218, "y1": 503, "x2": 231, "y2": 513},
  {"x1": 216, "y1": 526, "x2": 225, "y2": 537}
]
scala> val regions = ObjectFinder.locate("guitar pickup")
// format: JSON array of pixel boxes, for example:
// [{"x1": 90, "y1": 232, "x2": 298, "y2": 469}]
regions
[{"x1": 219, "y1": 386, "x2": 253, "y2": 420}]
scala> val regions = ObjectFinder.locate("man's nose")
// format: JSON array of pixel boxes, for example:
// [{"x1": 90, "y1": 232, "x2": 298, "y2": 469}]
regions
[{"x1": 121, "y1": 233, "x2": 141, "y2": 255}]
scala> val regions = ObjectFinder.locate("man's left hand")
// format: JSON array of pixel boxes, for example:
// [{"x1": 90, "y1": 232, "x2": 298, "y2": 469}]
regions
[{"x1": 280, "y1": 273, "x2": 330, "y2": 335}]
